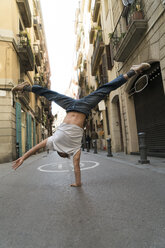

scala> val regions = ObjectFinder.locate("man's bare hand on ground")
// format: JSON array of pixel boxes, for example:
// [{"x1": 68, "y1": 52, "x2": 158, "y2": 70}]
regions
[{"x1": 12, "y1": 157, "x2": 24, "y2": 170}]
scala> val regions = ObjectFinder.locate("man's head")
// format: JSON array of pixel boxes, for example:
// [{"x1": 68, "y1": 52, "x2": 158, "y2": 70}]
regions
[{"x1": 57, "y1": 151, "x2": 70, "y2": 158}]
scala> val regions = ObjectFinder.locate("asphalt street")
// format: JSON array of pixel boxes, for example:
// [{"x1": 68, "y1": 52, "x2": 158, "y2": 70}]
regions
[{"x1": 0, "y1": 151, "x2": 165, "y2": 248}]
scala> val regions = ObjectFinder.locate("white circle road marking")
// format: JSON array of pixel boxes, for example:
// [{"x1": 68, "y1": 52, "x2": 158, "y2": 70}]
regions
[
  {"x1": 58, "y1": 164, "x2": 63, "y2": 169},
  {"x1": 37, "y1": 161, "x2": 100, "y2": 173}
]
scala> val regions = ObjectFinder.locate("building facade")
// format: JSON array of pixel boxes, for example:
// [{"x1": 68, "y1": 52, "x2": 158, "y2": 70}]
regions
[
  {"x1": 74, "y1": 0, "x2": 165, "y2": 157},
  {"x1": 0, "y1": 0, "x2": 53, "y2": 163}
]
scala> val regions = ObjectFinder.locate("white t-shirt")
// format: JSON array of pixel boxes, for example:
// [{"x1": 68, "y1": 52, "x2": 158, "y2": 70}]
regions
[{"x1": 46, "y1": 123, "x2": 84, "y2": 156}]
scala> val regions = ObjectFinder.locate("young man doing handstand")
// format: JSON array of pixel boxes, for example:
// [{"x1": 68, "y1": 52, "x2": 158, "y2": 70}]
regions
[{"x1": 12, "y1": 63, "x2": 151, "y2": 187}]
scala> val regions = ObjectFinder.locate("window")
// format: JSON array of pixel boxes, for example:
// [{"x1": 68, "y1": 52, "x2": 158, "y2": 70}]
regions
[{"x1": 106, "y1": 43, "x2": 114, "y2": 70}]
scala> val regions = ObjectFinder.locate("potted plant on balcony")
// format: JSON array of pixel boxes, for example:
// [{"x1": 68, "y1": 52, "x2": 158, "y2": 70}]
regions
[
  {"x1": 19, "y1": 31, "x2": 27, "y2": 47},
  {"x1": 108, "y1": 32, "x2": 125, "y2": 49},
  {"x1": 18, "y1": 31, "x2": 31, "y2": 48},
  {"x1": 132, "y1": 1, "x2": 143, "y2": 20},
  {"x1": 128, "y1": 0, "x2": 143, "y2": 25}
]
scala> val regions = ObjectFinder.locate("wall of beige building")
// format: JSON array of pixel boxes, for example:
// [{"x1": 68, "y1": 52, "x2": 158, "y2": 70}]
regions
[
  {"x1": 0, "y1": 1, "x2": 19, "y2": 162},
  {"x1": 73, "y1": 0, "x2": 165, "y2": 154},
  {"x1": 99, "y1": 0, "x2": 165, "y2": 154},
  {"x1": 116, "y1": 0, "x2": 165, "y2": 154},
  {"x1": 0, "y1": 0, "x2": 52, "y2": 163},
  {"x1": 98, "y1": 0, "x2": 125, "y2": 151}
]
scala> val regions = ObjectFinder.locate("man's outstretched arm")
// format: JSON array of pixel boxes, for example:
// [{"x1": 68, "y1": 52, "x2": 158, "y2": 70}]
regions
[
  {"x1": 71, "y1": 150, "x2": 81, "y2": 187},
  {"x1": 12, "y1": 138, "x2": 48, "y2": 170}
]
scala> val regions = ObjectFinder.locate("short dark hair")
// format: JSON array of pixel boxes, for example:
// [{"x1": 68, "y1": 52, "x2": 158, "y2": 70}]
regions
[{"x1": 57, "y1": 151, "x2": 69, "y2": 158}]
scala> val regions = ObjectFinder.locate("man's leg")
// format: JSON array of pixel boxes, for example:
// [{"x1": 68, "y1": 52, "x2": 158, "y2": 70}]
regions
[
  {"x1": 32, "y1": 85, "x2": 76, "y2": 110},
  {"x1": 81, "y1": 63, "x2": 150, "y2": 109},
  {"x1": 82, "y1": 75, "x2": 126, "y2": 108},
  {"x1": 12, "y1": 83, "x2": 76, "y2": 110}
]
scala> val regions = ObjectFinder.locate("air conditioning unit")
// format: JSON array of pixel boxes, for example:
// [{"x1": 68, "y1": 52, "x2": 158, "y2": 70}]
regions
[{"x1": 122, "y1": 0, "x2": 134, "y2": 6}]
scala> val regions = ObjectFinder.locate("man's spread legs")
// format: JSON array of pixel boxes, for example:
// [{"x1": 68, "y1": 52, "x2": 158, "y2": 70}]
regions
[
  {"x1": 12, "y1": 62, "x2": 151, "y2": 114},
  {"x1": 81, "y1": 63, "x2": 151, "y2": 109},
  {"x1": 12, "y1": 84, "x2": 76, "y2": 110}
]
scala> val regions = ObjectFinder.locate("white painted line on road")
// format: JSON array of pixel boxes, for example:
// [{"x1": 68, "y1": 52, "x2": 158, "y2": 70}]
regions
[
  {"x1": 80, "y1": 161, "x2": 100, "y2": 170},
  {"x1": 58, "y1": 164, "x2": 63, "y2": 170},
  {"x1": 37, "y1": 161, "x2": 100, "y2": 173},
  {"x1": 38, "y1": 163, "x2": 69, "y2": 173}
]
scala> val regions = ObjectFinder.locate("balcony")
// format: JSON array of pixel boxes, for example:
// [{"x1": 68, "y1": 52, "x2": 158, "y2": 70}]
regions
[
  {"x1": 33, "y1": 17, "x2": 41, "y2": 40},
  {"x1": 17, "y1": 80, "x2": 30, "y2": 105},
  {"x1": 91, "y1": 30, "x2": 104, "y2": 76},
  {"x1": 40, "y1": 72, "x2": 47, "y2": 88},
  {"x1": 109, "y1": 0, "x2": 147, "y2": 62},
  {"x1": 92, "y1": 0, "x2": 101, "y2": 22},
  {"x1": 34, "y1": 75, "x2": 41, "y2": 85},
  {"x1": 78, "y1": 70, "x2": 85, "y2": 86},
  {"x1": 88, "y1": 0, "x2": 92, "y2": 12},
  {"x1": 35, "y1": 105, "x2": 41, "y2": 121},
  {"x1": 33, "y1": 44, "x2": 42, "y2": 66},
  {"x1": 77, "y1": 51, "x2": 82, "y2": 68},
  {"x1": 83, "y1": 59, "x2": 87, "y2": 69},
  {"x1": 74, "y1": 8, "x2": 80, "y2": 33},
  {"x1": 18, "y1": 91, "x2": 30, "y2": 105},
  {"x1": 76, "y1": 35, "x2": 81, "y2": 51},
  {"x1": 40, "y1": 96, "x2": 46, "y2": 105},
  {"x1": 34, "y1": 75, "x2": 45, "y2": 87},
  {"x1": 89, "y1": 27, "x2": 95, "y2": 44},
  {"x1": 17, "y1": 32, "x2": 34, "y2": 71},
  {"x1": 17, "y1": 0, "x2": 32, "y2": 27},
  {"x1": 44, "y1": 101, "x2": 50, "y2": 112}
]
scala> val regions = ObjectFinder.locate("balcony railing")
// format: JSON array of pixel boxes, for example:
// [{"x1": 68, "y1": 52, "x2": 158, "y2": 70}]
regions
[
  {"x1": 89, "y1": 27, "x2": 95, "y2": 44},
  {"x1": 34, "y1": 75, "x2": 41, "y2": 85},
  {"x1": 17, "y1": 0, "x2": 32, "y2": 27},
  {"x1": 109, "y1": 0, "x2": 147, "y2": 62},
  {"x1": 17, "y1": 80, "x2": 30, "y2": 104},
  {"x1": 17, "y1": 32, "x2": 34, "y2": 71},
  {"x1": 35, "y1": 106, "x2": 41, "y2": 121},
  {"x1": 44, "y1": 102, "x2": 50, "y2": 112},
  {"x1": 33, "y1": 17, "x2": 41, "y2": 40},
  {"x1": 76, "y1": 35, "x2": 81, "y2": 51},
  {"x1": 18, "y1": 91, "x2": 30, "y2": 105},
  {"x1": 92, "y1": 0, "x2": 101, "y2": 22},
  {"x1": 77, "y1": 51, "x2": 82, "y2": 68},
  {"x1": 91, "y1": 30, "x2": 104, "y2": 76},
  {"x1": 34, "y1": 75, "x2": 45, "y2": 87},
  {"x1": 40, "y1": 96, "x2": 46, "y2": 105},
  {"x1": 74, "y1": 8, "x2": 80, "y2": 33},
  {"x1": 33, "y1": 44, "x2": 42, "y2": 66}
]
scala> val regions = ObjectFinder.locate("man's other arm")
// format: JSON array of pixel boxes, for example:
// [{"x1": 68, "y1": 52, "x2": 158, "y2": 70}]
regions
[
  {"x1": 12, "y1": 138, "x2": 48, "y2": 170},
  {"x1": 71, "y1": 150, "x2": 81, "y2": 187}
]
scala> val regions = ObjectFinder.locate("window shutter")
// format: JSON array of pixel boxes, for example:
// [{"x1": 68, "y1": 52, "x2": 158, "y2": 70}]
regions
[
  {"x1": 26, "y1": 112, "x2": 29, "y2": 151},
  {"x1": 26, "y1": 112, "x2": 32, "y2": 151},
  {"x1": 16, "y1": 102, "x2": 22, "y2": 157},
  {"x1": 106, "y1": 43, "x2": 114, "y2": 70},
  {"x1": 102, "y1": 54, "x2": 108, "y2": 84},
  {"x1": 33, "y1": 119, "x2": 36, "y2": 146},
  {"x1": 29, "y1": 114, "x2": 32, "y2": 149}
]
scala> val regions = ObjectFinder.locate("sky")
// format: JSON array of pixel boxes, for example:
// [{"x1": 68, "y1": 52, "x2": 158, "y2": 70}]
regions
[{"x1": 40, "y1": 0, "x2": 79, "y2": 114}]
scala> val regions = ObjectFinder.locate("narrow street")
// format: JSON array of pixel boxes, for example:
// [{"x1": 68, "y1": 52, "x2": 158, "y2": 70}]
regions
[{"x1": 0, "y1": 151, "x2": 165, "y2": 248}]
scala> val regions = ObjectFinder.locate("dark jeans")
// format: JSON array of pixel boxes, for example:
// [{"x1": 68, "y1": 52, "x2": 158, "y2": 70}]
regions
[{"x1": 32, "y1": 75, "x2": 127, "y2": 116}]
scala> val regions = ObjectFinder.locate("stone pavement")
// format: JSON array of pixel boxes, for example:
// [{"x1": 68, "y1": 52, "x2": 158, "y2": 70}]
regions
[
  {"x1": 1, "y1": 149, "x2": 165, "y2": 176},
  {"x1": 0, "y1": 150, "x2": 165, "y2": 248},
  {"x1": 83, "y1": 149, "x2": 165, "y2": 174}
]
